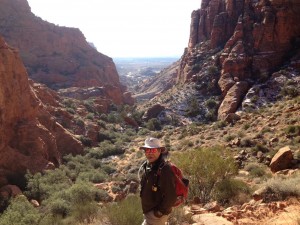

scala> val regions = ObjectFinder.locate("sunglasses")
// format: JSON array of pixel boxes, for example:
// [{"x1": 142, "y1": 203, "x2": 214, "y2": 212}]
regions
[{"x1": 143, "y1": 148, "x2": 160, "y2": 154}]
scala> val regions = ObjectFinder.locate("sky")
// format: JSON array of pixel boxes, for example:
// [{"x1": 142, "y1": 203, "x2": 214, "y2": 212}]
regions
[{"x1": 27, "y1": 0, "x2": 200, "y2": 58}]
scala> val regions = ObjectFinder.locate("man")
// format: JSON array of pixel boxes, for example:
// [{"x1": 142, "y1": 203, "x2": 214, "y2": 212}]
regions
[{"x1": 139, "y1": 137, "x2": 177, "y2": 225}]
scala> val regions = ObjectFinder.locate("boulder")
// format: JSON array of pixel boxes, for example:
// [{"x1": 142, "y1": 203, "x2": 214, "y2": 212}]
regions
[{"x1": 269, "y1": 146, "x2": 294, "y2": 173}]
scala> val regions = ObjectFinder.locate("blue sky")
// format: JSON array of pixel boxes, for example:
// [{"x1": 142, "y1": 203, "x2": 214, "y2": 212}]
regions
[{"x1": 27, "y1": 0, "x2": 200, "y2": 58}]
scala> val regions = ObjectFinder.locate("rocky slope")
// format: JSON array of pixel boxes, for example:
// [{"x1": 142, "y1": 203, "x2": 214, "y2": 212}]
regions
[
  {"x1": 133, "y1": 60, "x2": 179, "y2": 101},
  {"x1": 178, "y1": 0, "x2": 300, "y2": 120},
  {"x1": 0, "y1": 0, "x2": 133, "y2": 107},
  {"x1": 0, "y1": 36, "x2": 83, "y2": 188},
  {"x1": 137, "y1": 0, "x2": 300, "y2": 124}
]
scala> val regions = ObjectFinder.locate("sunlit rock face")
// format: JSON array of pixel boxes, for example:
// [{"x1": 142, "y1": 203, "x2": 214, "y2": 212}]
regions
[
  {"x1": 0, "y1": 0, "x2": 134, "y2": 106},
  {"x1": 179, "y1": 0, "x2": 300, "y2": 119},
  {"x1": 0, "y1": 36, "x2": 83, "y2": 188}
]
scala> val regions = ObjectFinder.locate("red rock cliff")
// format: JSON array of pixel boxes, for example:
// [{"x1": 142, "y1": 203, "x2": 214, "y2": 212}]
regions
[
  {"x1": 0, "y1": 0, "x2": 134, "y2": 106},
  {"x1": 0, "y1": 36, "x2": 83, "y2": 187},
  {"x1": 179, "y1": 0, "x2": 300, "y2": 119}
]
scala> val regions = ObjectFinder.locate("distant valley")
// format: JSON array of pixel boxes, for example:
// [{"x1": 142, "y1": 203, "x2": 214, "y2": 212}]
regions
[{"x1": 114, "y1": 57, "x2": 178, "y2": 93}]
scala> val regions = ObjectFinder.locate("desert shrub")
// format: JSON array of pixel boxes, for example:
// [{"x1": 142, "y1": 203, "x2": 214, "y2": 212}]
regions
[
  {"x1": 214, "y1": 120, "x2": 227, "y2": 129},
  {"x1": 178, "y1": 139, "x2": 194, "y2": 150},
  {"x1": 39, "y1": 182, "x2": 100, "y2": 224},
  {"x1": 66, "y1": 108, "x2": 75, "y2": 114},
  {"x1": 47, "y1": 198, "x2": 70, "y2": 218},
  {"x1": 252, "y1": 143, "x2": 269, "y2": 153},
  {"x1": 185, "y1": 97, "x2": 200, "y2": 117},
  {"x1": 280, "y1": 85, "x2": 299, "y2": 98},
  {"x1": 102, "y1": 194, "x2": 143, "y2": 225},
  {"x1": 213, "y1": 178, "x2": 251, "y2": 205},
  {"x1": 88, "y1": 141, "x2": 124, "y2": 159},
  {"x1": 95, "y1": 189, "x2": 112, "y2": 202},
  {"x1": 78, "y1": 135, "x2": 92, "y2": 147},
  {"x1": 244, "y1": 163, "x2": 269, "y2": 178},
  {"x1": 101, "y1": 164, "x2": 116, "y2": 175},
  {"x1": 97, "y1": 120, "x2": 107, "y2": 128},
  {"x1": 224, "y1": 134, "x2": 236, "y2": 142},
  {"x1": 107, "y1": 112, "x2": 122, "y2": 123},
  {"x1": 262, "y1": 173, "x2": 300, "y2": 200},
  {"x1": 137, "y1": 128, "x2": 150, "y2": 135},
  {"x1": 25, "y1": 169, "x2": 72, "y2": 202},
  {"x1": 62, "y1": 99, "x2": 76, "y2": 109},
  {"x1": 205, "y1": 98, "x2": 217, "y2": 109},
  {"x1": 186, "y1": 123, "x2": 202, "y2": 135},
  {"x1": 285, "y1": 125, "x2": 300, "y2": 136},
  {"x1": 75, "y1": 117, "x2": 85, "y2": 127},
  {"x1": 240, "y1": 138, "x2": 254, "y2": 147},
  {"x1": 65, "y1": 182, "x2": 99, "y2": 223},
  {"x1": 83, "y1": 100, "x2": 96, "y2": 113},
  {"x1": 145, "y1": 118, "x2": 161, "y2": 131},
  {"x1": 171, "y1": 146, "x2": 238, "y2": 203},
  {"x1": 243, "y1": 123, "x2": 250, "y2": 130},
  {"x1": 0, "y1": 195, "x2": 41, "y2": 225},
  {"x1": 205, "y1": 110, "x2": 217, "y2": 122},
  {"x1": 99, "y1": 113, "x2": 108, "y2": 121},
  {"x1": 77, "y1": 170, "x2": 107, "y2": 183},
  {"x1": 86, "y1": 113, "x2": 94, "y2": 120}
]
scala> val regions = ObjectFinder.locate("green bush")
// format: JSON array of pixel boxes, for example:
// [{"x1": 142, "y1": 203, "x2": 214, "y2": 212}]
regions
[
  {"x1": 47, "y1": 198, "x2": 70, "y2": 218},
  {"x1": 62, "y1": 99, "x2": 76, "y2": 109},
  {"x1": 25, "y1": 169, "x2": 72, "y2": 202},
  {"x1": 285, "y1": 125, "x2": 300, "y2": 136},
  {"x1": 0, "y1": 195, "x2": 41, "y2": 225},
  {"x1": 146, "y1": 118, "x2": 161, "y2": 131},
  {"x1": 42, "y1": 181, "x2": 100, "y2": 223},
  {"x1": 244, "y1": 163, "x2": 268, "y2": 178},
  {"x1": 262, "y1": 173, "x2": 300, "y2": 200},
  {"x1": 171, "y1": 146, "x2": 238, "y2": 203},
  {"x1": 252, "y1": 143, "x2": 269, "y2": 153},
  {"x1": 78, "y1": 135, "x2": 92, "y2": 147},
  {"x1": 185, "y1": 97, "x2": 200, "y2": 117},
  {"x1": 87, "y1": 141, "x2": 124, "y2": 160},
  {"x1": 280, "y1": 85, "x2": 299, "y2": 98},
  {"x1": 213, "y1": 178, "x2": 251, "y2": 205},
  {"x1": 102, "y1": 194, "x2": 143, "y2": 225},
  {"x1": 205, "y1": 98, "x2": 217, "y2": 109}
]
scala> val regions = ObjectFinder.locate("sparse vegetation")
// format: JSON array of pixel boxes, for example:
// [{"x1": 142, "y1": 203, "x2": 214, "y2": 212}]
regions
[
  {"x1": 101, "y1": 194, "x2": 143, "y2": 225},
  {"x1": 171, "y1": 146, "x2": 239, "y2": 203},
  {"x1": 262, "y1": 172, "x2": 300, "y2": 200}
]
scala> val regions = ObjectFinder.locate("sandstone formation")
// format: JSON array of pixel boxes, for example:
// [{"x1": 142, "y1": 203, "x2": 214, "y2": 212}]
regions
[
  {"x1": 0, "y1": 0, "x2": 134, "y2": 106},
  {"x1": 179, "y1": 0, "x2": 300, "y2": 120},
  {"x1": 0, "y1": 36, "x2": 83, "y2": 188}
]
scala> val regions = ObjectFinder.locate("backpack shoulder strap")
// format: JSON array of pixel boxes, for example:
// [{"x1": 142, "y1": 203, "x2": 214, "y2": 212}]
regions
[{"x1": 138, "y1": 160, "x2": 148, "y2": 181}]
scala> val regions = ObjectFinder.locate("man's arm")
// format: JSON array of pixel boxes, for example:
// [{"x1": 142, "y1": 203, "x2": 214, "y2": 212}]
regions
[{"x1": 156, "y1": 165, "x2": 177, "y2": 215}]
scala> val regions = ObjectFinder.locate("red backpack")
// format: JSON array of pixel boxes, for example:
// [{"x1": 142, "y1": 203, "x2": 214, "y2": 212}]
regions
[{"x1": 157, "y1": 161, "x2": 189, "y2": 207}]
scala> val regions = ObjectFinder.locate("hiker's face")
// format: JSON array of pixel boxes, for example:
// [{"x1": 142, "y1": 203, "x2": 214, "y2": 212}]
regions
[{"x1": 144, "y1": 148, "x2": 161, "y2": 163}]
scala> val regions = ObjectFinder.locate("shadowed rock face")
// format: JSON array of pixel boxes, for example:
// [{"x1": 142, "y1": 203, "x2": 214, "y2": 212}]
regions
[
  {"x1": 0, "y1": 36, "x2": 83, "y2": 188},
  {"x1": 0, "y1": 0, "x2": 134, "y2": 107},
  {"x1": 179, "y1": 0, "x2": 300, "y2": 119}
]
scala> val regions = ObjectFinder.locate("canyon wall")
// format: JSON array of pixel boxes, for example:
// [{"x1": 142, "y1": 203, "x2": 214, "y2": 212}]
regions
[
  {"x1": 0, "y1": 0, "x2": 133, "y2": 106},
  {"x1": 178, "y1": 0, "x2": 300, "y2": 119},
  {"x1": 0, "y1": 36, "x2": 83, "y2": 187}
]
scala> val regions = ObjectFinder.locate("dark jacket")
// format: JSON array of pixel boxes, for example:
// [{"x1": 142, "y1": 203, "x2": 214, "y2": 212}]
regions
[{"x1": 140, "y1": 156, "x2": 177, "y2": 215}]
